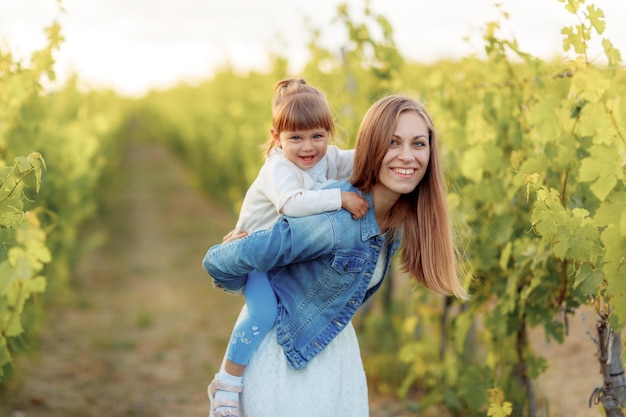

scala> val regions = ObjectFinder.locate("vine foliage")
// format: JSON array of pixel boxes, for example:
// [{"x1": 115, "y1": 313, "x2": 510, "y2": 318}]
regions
[
  {"x1": 1, "y1": 0, "x2": 624, "y2": 415},
  {"x1": 0, "y1": 153, "x2": 49, "y2": 379}
]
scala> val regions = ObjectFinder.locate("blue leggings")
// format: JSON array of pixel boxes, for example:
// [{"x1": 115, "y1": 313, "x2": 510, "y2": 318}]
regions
[{"x1": 226, "y1": 270, "x2": 278, "y2": 366}]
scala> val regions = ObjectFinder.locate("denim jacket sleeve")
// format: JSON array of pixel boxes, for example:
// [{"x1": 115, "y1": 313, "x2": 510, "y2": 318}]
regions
[{"x1": 202, "y1": 213, "x2": 338, "y2": 291}]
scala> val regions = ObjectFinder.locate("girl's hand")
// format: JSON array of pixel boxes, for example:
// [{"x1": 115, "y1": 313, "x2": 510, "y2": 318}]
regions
[
  {"x1": 341, "y1": 191, "x2": 369, "y2": 219},
  {"x1": 223, "y1": 229, "x2": 249, "y2": 243}
]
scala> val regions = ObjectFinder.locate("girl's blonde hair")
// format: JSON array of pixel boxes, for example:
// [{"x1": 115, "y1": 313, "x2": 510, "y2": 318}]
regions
[
  {"x1": 263, "y1": 78, "x2": 335, "y2": 157},
  {"x1": 351, "y1": 95, "x2": 468, "y2": 300}
]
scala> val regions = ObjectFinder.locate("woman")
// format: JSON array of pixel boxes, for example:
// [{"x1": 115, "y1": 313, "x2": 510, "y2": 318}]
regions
[{"x1": 203, "y1": 94, "x2": 468, "y2": 416}]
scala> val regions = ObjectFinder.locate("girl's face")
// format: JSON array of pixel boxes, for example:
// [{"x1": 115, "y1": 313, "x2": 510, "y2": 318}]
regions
[
  {"x1": 272, "y1": 127, "x2": 329, "y2": 170},
  {"x1": 377, "y1": 111, "x2": 430, "y2": 197}
]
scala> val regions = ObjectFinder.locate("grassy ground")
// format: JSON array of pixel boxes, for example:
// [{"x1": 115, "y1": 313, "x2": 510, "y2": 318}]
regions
[
  {"x1": 0, "y1": 142, "x2": 603, "y2": 417},
  {"x1": 0, "y1": 143, "x2": 242, "y2": 416}
]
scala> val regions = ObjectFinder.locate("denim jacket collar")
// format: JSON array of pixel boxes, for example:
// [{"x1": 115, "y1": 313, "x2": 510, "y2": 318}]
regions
[{"x1": 359, "y1": 191, "x2": 380, "y2": 241}]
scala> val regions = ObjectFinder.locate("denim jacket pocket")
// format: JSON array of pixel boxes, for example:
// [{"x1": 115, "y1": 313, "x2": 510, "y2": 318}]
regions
[
  {"x1": 331, "y1": 254, "x2": 366, "y2": 273},
  {"x1": 325, "y1": 254, "x2": 365, "y2": 289}
]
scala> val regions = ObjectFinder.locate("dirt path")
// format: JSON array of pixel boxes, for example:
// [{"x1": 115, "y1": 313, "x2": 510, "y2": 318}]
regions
[
  {"x1": 0, "y1": 143, "x2": 242, "y2": 417},
  {"x1": 0, "y1": 142, "x2": 605, "y2": 417}
]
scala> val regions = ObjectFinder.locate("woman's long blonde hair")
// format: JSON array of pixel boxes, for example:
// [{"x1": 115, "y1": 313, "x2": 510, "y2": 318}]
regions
[
  {"x1": 263, "y1": 78, "x2": 335, "y2": 158},
  {"x1": 351, "y1": 95, "x2": 468, "y2": 300}
]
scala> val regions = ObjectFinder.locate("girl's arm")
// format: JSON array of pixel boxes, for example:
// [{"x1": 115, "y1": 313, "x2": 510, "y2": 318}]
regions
[
  {"x1": 281, "y1": 188, "x2": 342, "y2": 217},
  {"x1": 280, "y1": 181, "x2": 367, "y2": 219},
  {"x1": 265, "y1": 156, "x2": 343, "y2": 217},
  {"x1": 325, "y1": 146, "x2": 355, "y2": 180},
  {"x1": 266, "y1": 151, "x2": 367, "y2": 218}
]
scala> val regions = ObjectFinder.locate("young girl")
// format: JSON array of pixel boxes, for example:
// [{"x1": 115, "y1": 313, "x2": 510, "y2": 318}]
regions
[
  {"x1": 208, "y1": 78, "x2": 368, "y2": 417},
  {"x1": 204, "y1": 94, "x2": 469, "y2": 416}
]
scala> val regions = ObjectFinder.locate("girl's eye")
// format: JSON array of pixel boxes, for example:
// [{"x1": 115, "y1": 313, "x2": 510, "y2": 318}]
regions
[{"x1": 390, "y1": 139, "x2": 400, "y2": 146}]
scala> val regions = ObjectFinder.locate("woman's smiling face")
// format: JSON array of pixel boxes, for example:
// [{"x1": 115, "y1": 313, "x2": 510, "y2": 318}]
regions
[{"x1": 377, "y1": 110, "x2": 430, "y2": 197}]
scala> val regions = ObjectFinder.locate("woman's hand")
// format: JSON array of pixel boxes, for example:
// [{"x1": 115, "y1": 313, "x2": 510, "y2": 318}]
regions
[{"x1": 223, "y1": 229, "x2": 248, "y2": 243}]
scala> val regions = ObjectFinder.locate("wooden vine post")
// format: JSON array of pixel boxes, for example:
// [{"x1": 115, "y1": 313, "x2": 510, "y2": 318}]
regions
[{"x1": 590, "y1": 317, "x2": 626, "y2": 416}]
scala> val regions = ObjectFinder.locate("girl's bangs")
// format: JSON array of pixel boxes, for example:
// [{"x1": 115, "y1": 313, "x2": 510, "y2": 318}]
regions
[{"x1": 276, "y1": 95, "x2": 334, "y2": 133}]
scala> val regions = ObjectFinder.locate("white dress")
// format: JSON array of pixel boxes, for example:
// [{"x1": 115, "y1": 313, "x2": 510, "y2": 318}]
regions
[{"x1": 240, "y1": 321, "x2": 368, "y2": 416}]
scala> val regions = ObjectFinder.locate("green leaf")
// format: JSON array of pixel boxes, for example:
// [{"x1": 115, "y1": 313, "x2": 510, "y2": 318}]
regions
[
  {"x1": 460, "y1": 147, "x2": 486, "y2": 182},
  {"x1": 573, "y1": 263, "x2": 604, "y2": 294},
  {"x1": 576, "y1": 101, "x2": 609, "y2": 140},
  {"x1": 0, "y1": 210, "x2": 25, "y2": 229},
  {"x1": 570, "y1": 68, "x2": 609, "y2": 104},
  {"x1": 594, "y1": 190, "x2": 626, "y2": 233},
  {"x1": 458, "y1": 366, "x2": 490, "y2": 410},
  {"x1": 28, "y1": 276, "x2": 46, "y2": 293},
  {"x1": 605, "y1": 256, "x2": 626, "y2": 297},
  {"x1": 7, "y1": 248, "x2": 33, "y2": 280},
  {"x1": 505, "y1": 273, "x2": 521, "y2": 313},
  {"x1": 532, "y1": 188, "x2": 567, "y2": 238},
  {"x1": 586, "y1": 5, "x2": 606, "y2": 35},
  {"x1": 600, "y1": 226, "x2": 626, "y2": 281},
  {"x1": 0, "y1": 262, "x2": 12, "y2": 292},
  {"x1": 528, "y1": 97, "x2": 568, "y2": 143},
  {"x1": 561, "y1": 26, "x2": 587, "y2": 54},
  {"x1": 532, "y1": 188, "x2": 601, "y2": 261},
  {"x1": 16, "y1": 216, "x2": 52, "y2": 267},
  {"x1": 562, "y1": 209, "x2": 602, "y2": 261},
  {"x1": 499, "y1": 241, "x2": 512, "y2": 270},
  {"x1": 487, "y1": 388, "x2": 513, "y2": 417},
  {"x1": 602, "y1": 39, "x2": 623, "y2": 67},
  {"x1": 4, "y1": 314, "x2": 24, "y2": 337},
  {"x1": 578, "y1": 144, "x2": 622, "y2": 200},
  {"x1": 559, "y1": 0, "x2": 582, "y2": 14}
]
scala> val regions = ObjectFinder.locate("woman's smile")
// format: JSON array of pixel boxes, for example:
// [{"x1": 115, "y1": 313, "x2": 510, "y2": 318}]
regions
[{"x1": 391, "y1": 167, "x2": 416, "y2": 176}]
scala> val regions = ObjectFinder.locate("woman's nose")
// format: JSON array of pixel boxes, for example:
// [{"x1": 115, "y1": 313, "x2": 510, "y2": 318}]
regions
[{"x1": 398, "y1": 146, "x2": 415, "y2": 162}]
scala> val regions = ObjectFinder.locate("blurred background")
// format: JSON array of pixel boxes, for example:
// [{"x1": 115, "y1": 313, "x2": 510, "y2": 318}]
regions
[
  {"x1": 1, "y1": 1, "x2": 625, "y2": 416},
  {"x1": 2, "y1": 0, "x2": 625, "y2": 95}
]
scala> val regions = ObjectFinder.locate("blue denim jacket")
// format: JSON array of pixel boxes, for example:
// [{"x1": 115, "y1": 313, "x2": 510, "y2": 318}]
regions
[{"x1": 202, "y1": 180, "x2": 401, "y2": 370}]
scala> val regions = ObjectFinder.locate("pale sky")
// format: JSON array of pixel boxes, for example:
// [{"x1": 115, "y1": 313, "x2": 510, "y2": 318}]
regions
[{"x1": 1, "y1": 0, "x2": 624, "y2": 96}]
